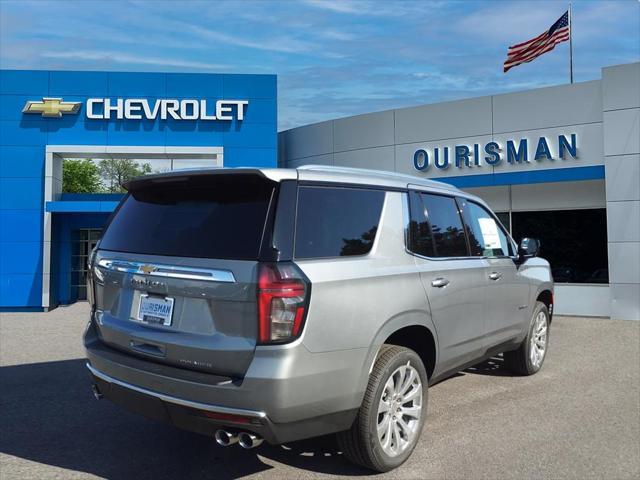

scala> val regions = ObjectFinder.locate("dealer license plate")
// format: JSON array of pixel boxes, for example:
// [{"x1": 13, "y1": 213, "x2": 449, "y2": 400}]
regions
[{"x1": 138, "y1": 294, "x2": 174, "y2": 326}]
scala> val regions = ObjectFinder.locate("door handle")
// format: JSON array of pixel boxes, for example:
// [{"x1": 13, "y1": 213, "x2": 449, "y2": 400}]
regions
[
  {"x1": 431, "y1": 277, "x2": 450, "y2": 288},
  {"x1": 129, "y1": 340, "x2": 166, "y2": 357},
  {"x1": 488, "y1": 272, "x2": 502, "y2": 281}
]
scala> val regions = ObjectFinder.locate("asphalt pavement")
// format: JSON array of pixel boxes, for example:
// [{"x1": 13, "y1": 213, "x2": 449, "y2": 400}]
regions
[{"x1": 1, "y1": 303, "x2": 638, "y2": 479}]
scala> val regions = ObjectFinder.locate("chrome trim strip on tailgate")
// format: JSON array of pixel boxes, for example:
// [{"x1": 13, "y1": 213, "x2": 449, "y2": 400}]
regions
[
  {"x1": 97, "y1": 259, "x2": 236, "y2": 283},
  {"x1": 86, "y1": 363, "x2": 267, "y2": 419}
]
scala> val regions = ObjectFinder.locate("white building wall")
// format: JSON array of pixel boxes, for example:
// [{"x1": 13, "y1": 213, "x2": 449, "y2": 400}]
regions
[
  {"x1": 602, "y1": 63, "x2": 640, "y2": 320},
  {"x1": 279, "y1": 62, "x2": 640, "y2": 319},
  {"x1": 463, "y1": 186, "x2": 510, "y2": 212},
  {"x1": 510, "y1": 180, "x2": 606, "y2": 211}
]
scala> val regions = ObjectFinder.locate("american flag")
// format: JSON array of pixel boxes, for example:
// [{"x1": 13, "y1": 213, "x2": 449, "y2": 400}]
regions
[{"x1": 504, "y1": 11, "x2": 570, "y2": 73}]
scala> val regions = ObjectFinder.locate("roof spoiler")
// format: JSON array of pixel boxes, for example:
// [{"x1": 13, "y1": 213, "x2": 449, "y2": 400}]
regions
[{"x1": 123, "y1": 168, "x2": 274, "y2": 191}]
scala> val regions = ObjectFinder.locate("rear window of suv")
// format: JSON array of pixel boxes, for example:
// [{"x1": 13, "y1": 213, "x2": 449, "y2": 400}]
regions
[
  {"x1": 99, "y1": 174, "x2": 275, "y2": 260},
  {"x1": 295, "y1": 186, "x2": 385, "y2": 259}
]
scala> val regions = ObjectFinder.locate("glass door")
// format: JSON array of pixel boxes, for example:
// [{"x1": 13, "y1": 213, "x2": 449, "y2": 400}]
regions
[{"x1": 72, "y1": 229, "x2": 102, "y2": 300}]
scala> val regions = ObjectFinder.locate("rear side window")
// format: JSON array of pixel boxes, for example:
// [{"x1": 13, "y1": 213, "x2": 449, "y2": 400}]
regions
[
  {"x1": 295, "y1": 186, "x2": 385, "y2": 259},
  {"x1": 408, "y1": 191, "x2": 435, "y2": 257},
  {"x1": 408, "y1": 192, "x2": 468, "y2": 257},
  {"x1": 99, "y1": 175, "x2": 275, "y2": 260}
]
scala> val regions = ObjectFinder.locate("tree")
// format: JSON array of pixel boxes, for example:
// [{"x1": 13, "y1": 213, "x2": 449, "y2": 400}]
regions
[
  {"x1": 62, "y1": 159, "x2": 103, "y2": 193},
  {"x1": 340, "y1": 227, "x2": 378, "y2": 256},
  {"x1": 99, "y1": 159, "x2": 153, "y2": 193}
]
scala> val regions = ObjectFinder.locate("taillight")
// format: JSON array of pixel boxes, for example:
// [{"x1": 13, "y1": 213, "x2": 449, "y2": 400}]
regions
[
  {"x1": 87, "y1": 247, "x2": 99, "y2": 305},
  {"x1": 257, "y1": 263, "x2": 310, "y2": 344}
]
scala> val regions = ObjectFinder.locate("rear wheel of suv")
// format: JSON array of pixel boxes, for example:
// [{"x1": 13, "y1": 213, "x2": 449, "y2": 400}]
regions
[
  {"x1": 504, "y1": 301, "x2": 550, "y2": 375},
  {"x1": 337, "y1": 345, "x2": 428, "y2": 472}
]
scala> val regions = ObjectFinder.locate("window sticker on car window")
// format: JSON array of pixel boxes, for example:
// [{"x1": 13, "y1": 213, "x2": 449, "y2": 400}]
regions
[{"x1": 478, "y1": 218, "x2": 501, "y2": 249}]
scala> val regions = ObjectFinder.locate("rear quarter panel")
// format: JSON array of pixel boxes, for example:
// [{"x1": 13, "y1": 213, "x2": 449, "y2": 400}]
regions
[{"x1": 295, "y1": 191, "x2": 438, "y2": 395}]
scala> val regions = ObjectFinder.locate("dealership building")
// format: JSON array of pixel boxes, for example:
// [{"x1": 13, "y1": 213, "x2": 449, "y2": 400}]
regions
[
  {"x1": 0, "y1": 62, "x2": 638, "y2": 320},
  {"x1": 0, "y1": 70, "x2": 276, "y2": 310},
  {"x1": 279, "y1": 62, "x2": 640, "y2": 321}
]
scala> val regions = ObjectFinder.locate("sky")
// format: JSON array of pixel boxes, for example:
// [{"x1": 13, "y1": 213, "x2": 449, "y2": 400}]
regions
[{"x1": 1, "y1": 0, "x2": 638, "y2": 131}]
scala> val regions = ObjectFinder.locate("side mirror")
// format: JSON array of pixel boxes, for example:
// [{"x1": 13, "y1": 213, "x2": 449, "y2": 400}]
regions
[{"x1": 519, "y1": 237, "x2": 540, "y2": 258}]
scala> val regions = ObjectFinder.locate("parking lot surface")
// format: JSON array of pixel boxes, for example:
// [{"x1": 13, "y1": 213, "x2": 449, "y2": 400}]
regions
[{"x1": 1, "y1": 303, "x2": 638, "y2": 480}]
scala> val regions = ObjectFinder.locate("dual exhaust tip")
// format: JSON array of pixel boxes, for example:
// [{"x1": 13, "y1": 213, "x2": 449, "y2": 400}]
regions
[
  {"x1": 92, "y1": 384, "x2": 262, "y2": 450},
  {"x1": 91, "y1": 384, "x2": 104, "y2": 400},
  {"x1": 215, "y1": 429, "x2": 263, "y2": 449}
]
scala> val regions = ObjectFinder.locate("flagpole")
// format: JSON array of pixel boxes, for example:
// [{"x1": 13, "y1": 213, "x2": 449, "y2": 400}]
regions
[{"x1": 569, "y1": 2, "x2": 574, "y2": 83}]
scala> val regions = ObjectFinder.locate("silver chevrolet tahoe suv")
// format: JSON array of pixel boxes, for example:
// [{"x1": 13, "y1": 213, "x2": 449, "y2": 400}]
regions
[{"x1": 85, "y1": 165, "x2": 553, "y2": 472}]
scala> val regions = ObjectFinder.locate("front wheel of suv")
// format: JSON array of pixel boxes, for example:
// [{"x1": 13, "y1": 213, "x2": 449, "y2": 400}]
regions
[
  {"x1": 337, "y1": 345, "x2": 428, "y2": 472},
  {"x1": 504, "y1": 301, "x2": 550, "y2": 375}
]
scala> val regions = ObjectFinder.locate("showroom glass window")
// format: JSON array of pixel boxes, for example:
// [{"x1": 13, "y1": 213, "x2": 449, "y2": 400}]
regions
[
  {"x1": 496, "y1": 212, "x2": 511, "y2": 232},
  {"x1": 295, "y1": 186, "x2": 385, "y2": 259},
  {"x1": 511, "y1": 209, "x2": 609, "y2": 283},
  {"x1": 408, "y1": 192, "x2": 468, "y2": 257},
  {"x1": 459, "y1": 199, "x2": 513, "y2": 257}
]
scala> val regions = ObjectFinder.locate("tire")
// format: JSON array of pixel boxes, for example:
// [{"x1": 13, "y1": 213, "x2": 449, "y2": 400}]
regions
[
  {"x1": 504, "y1": 301, "x2": 550, "y2": 375},
  {"x1": 337, "y1": 345, "x2": 428, "y2": 472}
]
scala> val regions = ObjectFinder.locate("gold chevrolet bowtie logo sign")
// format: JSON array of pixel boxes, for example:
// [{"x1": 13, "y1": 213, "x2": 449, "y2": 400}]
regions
[{"x1": 22, "y1": 97, "x2": 82, "y2": 118}]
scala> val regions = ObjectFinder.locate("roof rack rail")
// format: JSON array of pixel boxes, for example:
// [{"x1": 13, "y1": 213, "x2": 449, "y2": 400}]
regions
[{"x1": 296, "y1": 164, "x2": 458, "y2": 190}]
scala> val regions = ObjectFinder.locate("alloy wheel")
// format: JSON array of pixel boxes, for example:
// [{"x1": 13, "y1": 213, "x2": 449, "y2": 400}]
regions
[
  {"x1": 376, "y1": 361, "x2": 423, "y2": 457},
  {"x1": 530, "y1": 311, "x2": 548, "y2": 368}
]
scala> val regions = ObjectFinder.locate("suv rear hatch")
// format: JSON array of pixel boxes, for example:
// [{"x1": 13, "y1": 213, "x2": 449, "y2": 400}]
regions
[{"x1": 89, "y1": 171, "x2": 281, "y2": 378}]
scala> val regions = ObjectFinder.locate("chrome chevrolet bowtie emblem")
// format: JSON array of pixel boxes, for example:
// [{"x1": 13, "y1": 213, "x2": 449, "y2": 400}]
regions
[
  {"x1": 139, "y1": 264, "x2": 158, "y2": 274},
  {"x1": 22, "y1": 97, "x2": 82, "y2": 118}
]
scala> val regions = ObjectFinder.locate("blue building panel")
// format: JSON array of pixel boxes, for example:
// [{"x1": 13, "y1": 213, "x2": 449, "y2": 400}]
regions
[
  {"x1": 224, "y1": 123, "x2": 277, "y2": 148},
  {"x1": 60, "y1": 193, "x2": 124, "y2": 201},
  {"x1": 100, "y1": 201, "x2": 120, "y2": 212},
  {"x1": 0, "y1": 95, "x2": 36, "y2": 121},
  {"x1": 163, "y1": 117, "x2": 226, "y2": 146},
  {"x1": 46, "y1": 201, "x2": 105, "y2": 213},
  {"x1": 49, "y1": 71, "x2": 109, "y2": 96},
  {"x1": 239, "y1": 99, "x2": 278, "y2": 125},
  {"x1": 106, "y1": 119, "x2": 167, "y2": 146},
  {"x1": 166, "y1": 73, "x2": 224, "y2": 98},
  {"x1": 46, "y1": 199, "x2": 121, "y2": 213},
  {"x1": 0, "y1": 242, "x2": 41, "y2": 274},
  {"x1": 222, "y1": 74, "x2": 277, "y2": 98},
  {"x1": 0, "y1": 273, "x2": 42, "y2": 306},
  {"x1": 107, "y1": 72, "x2": 167, "y2": 97},
  {"x1": 0, "y1": 146, "x2": 45, "y2": 178},
  {"x1": 48, "y1": 119, "x2": 109, "y2": 145},
  {"x1": 0, "y1": 70, "x2": 49, "y2": 95},
  {"x1": 224, "y1": 147, "x2": 278, "y2": 168},
  {"x1": 0, "y1": 210, "x2": 42, "y2": 242},
  {"x1": 0, "y1": 68, "x2": 277, "y2": 309},
  {"x1": 439, "y1": 165, "x2": 606, "y2": 188},
  {"x1": 0, "y1": 178, "x2": 43, "y2": 209},
  {"x1": 0, "y1": 119, "x2": 48, "y2": 146}
]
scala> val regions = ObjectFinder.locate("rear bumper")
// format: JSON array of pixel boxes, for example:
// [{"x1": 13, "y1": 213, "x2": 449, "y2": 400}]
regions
[
  {"x1": 85, "y1": 322, "x2": 365, "y2": 444},
  {"x1": 88, "y1": 362, "x2": 266, "y2": 418}
]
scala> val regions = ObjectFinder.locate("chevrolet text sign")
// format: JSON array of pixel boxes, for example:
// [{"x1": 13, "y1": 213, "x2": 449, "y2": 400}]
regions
[
  {"x1": 87, "y1": 98, "x2": 248, "y2": 121},
  {"x1": 23, "y1": 97, "x2": 249, "y2": 121}
]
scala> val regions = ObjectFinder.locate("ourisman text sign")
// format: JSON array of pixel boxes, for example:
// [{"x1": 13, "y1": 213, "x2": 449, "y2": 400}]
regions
[{"x1": 413, "y1": 134, "x2": 577, "y2": 171}]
